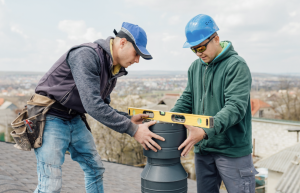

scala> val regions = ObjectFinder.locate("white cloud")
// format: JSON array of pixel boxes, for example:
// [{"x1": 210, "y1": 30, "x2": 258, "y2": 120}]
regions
[
  {"x1": 58, "y1": 20, "x2": 86, "y2": 39},
  {"x1": 55, "y1": 39, "x2": 69, "y2": 54},
  {"x1": 0, "y1": 1, "x2": 6, "y2": 27},
  {"x1": 214, "y1": 13, "x2": 244, "y2": 33},
  {"x1": 279, "y1": 22, "x2": 300, "y2": 35},
  {"x1": 0, "y1": 19, "x2": 104, "y2": 71},
  {"x1": 58, "y1": 20, "x2": 102, "y2": 42},
  {"x1": 56, "y1": 20, "x2": 103, "y2": 53},
  {"x1": 161, "y1": 13, "x2": 167, "y2": 19},
  {"x1": 124, "y1": 0, "x2": 157, "y2": 6},
  {"x1": 162, "y1": 33, "x2": 178, "y2": 42},
  {"x1": 10, "y1": 25, "x2": 28, "y2": 39},
  {"x1": 229, "y1": 0, "x2": 273, "y2": 11},
  {"x1": 1, "y1": 0, "x2": 300, "y2": 73},
  {"x1": 225, "y1": 14, "x2": 243, "y2": 26},
  {"x1": 168, "y1": 15, "x2": 181, "y2": 25},
  {"x1": 289, "y1": 11, "x2": 297, "y2": 17},
  {"x1": 170, "y1": 51, "x2": 179, "y2": 56},
  {"x1": 124, "y1": 0, "x2": 273, "y2": 14},
  {"x1": 83, "y1": 28, "x2": 102, "y2": 41}
]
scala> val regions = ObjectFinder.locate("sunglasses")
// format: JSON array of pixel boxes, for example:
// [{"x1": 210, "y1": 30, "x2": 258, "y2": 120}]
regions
[{"x1": 191, "y1": 34, "x2": 217, "y2": 53}]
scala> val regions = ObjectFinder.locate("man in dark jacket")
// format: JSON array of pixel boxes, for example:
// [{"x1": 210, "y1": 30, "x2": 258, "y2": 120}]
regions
[
  {"x1": 33, "y1": 22, "x2": 164, "y2": 193},
  {"x1": 171, "y1": 14, "x2": 258, "y2": 193}
]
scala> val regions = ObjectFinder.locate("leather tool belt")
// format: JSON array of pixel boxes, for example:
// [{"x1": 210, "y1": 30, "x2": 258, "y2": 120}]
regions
[
  {"x1": 10, "y1": 94, "x2": 92, "y2": 151},
  {"x1": 10, "y1": 94, "x2": 55, "y2": 151}
]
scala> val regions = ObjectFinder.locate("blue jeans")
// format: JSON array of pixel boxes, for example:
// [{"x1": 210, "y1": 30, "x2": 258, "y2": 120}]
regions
[
  {"x1": 34, "y1": 115, "x2": 105, "y2": 193},
  {"x1": 195, "y1": 153, "x2": 258, "y2": 193}
]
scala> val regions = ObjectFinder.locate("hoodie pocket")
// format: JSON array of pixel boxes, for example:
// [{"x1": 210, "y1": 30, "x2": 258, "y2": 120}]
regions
[{"x1": 206, "y1": 133, "x2": 232, "y2": 149}]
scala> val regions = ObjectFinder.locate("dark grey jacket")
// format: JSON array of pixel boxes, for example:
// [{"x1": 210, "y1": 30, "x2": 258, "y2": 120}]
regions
[{"x1": 35, "y1": 37, "x2": 138, "y2": 136}]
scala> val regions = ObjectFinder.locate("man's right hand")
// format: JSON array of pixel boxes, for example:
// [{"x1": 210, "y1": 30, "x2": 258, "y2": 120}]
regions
[{"x1": 133, "y1": 121, "x2": 165, "y2": 152}]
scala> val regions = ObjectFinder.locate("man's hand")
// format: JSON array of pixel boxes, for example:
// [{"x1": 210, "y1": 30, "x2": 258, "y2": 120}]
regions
[
  {"x1": 131, "y1": 114, "x2": 149, "y2": 124},
  {"x1": 179, "y1": 125, "x2": 206, "y2": 157},
  {"x1": 133, "y1": 121, "x2": 165, "y2": 152}
]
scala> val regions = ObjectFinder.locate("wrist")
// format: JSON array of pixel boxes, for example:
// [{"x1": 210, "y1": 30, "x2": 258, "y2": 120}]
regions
[
  {"x1": 126, "y1": 122, "x2": 139, "y2": 137},
  {"x1": 202, "y1": 129, "x2": 208, "y2": 140}
]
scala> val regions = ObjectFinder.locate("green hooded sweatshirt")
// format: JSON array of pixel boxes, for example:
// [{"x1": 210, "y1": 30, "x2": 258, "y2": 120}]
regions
[{"x1": 171, "y1": 41, "x2": 252, "y2": 157}]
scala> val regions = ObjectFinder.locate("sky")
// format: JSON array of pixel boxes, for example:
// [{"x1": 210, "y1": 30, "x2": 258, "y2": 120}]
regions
[{"x1": 0, "y1": 0, "x2": 299, "y2": 74}]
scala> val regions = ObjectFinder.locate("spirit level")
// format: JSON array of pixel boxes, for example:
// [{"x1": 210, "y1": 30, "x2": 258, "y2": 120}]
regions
[{"x1": 128, "y1": 107, "x2": 214, "y2": 128}]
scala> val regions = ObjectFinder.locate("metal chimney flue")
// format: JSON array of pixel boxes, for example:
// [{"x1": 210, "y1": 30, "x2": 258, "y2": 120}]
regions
[{"x1": 141, "y1": 123, "x2": 188, "y2": 193}]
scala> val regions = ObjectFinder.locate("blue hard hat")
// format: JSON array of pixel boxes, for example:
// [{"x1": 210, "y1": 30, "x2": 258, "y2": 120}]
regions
[
  {"x1": 183, "y1": 14, "x2": 219, "y2": 48},
  {"x1": 114, "y1": 22, "x2": 152, "y2": 60}
]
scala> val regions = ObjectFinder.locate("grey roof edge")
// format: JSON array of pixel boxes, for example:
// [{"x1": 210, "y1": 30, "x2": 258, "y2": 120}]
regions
[
  {"x1": 254, "y1": 143, "x2": 300, "y2": 173},
  {"x1": 252, "y1": 117, "x2": 300, "y2": 126},
  {"x1": 275, "y1": 155, "x2": 300, "y2": 193}
]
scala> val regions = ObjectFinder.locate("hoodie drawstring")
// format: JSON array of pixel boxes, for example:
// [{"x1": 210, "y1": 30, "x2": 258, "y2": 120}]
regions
[{"x1": 210, "y1": 62, "x2": 216, "y2": 98}]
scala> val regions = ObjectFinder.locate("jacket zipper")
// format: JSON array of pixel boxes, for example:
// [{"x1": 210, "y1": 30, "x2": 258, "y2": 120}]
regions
[
  {"x1": 60, "y1": 85, "x2": 76, "y2": 104},
  {"x1": 199, "y1": 65, "x2": 208, "y2": 155},
  {"x1": 104, "y1": 81, "x2": 113, "y2": 99},
  {"x1": 202, "y1": 66, "x2": 208, "y2": 114}
]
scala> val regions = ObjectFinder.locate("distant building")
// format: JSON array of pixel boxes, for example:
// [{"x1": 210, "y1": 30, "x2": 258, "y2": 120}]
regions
[
  {"x1": 266, "y1": 93, "x2": 279, "y2": 103},
  {"x1": 0, "y1": 101, "x2": 18, "y2": 111},
  {"x1": 0, "y1": 123, "x2": 6, "y2": 141},
  {"x1": 0, "y1": 99, "x2": 18, "y2": 142},
  {"x1": 255, "y1": 143, "x2": 300, "y2": 193},
  {"x1": 251, "y1": 98, "x2": 276, "y2": 119}
]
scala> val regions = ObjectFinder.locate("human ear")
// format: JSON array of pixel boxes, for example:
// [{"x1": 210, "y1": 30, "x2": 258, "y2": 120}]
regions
[
  {"x1": 119, "y1": 38, "x2": 124, "y2": 48},
  {"x1": 119, "y1": 38, "x2": 128, "y2": 49},
  {"x1": 214, "y1": 36, "x2": 220, "y2": 44}
]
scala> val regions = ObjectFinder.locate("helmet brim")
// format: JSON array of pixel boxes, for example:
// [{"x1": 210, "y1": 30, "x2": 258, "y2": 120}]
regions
[{"x1": 182, "y1": 31, "x2": 217, "y2": 48}]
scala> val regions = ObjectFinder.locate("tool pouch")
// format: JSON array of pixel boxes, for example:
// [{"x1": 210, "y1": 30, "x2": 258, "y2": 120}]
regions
[{"x1": 10, "y1": 94, "x2": 55, "y2": 151}]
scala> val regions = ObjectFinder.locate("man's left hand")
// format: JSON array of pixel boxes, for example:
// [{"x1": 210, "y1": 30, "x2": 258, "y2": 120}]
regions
[
  {"x1": 131, "y1": 114, "x2": 149, "y2": 124},
  {"x1": 179, "y1": 125, "x2": 206, "y2": 157}
]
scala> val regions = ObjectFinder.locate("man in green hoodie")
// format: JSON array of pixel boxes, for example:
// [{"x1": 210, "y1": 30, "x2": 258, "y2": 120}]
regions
[{"x1": 171, "y1": 14, "x2": 258, "y2": 193}]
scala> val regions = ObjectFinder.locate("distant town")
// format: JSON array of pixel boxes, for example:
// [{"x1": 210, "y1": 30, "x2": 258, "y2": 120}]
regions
[{"x1": 1, "y1": 71, "x2": 299, "y2": 98}]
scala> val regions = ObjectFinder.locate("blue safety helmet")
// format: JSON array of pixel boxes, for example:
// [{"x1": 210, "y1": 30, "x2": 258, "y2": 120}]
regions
[
  {"x1": 114, "y1": 22, "x2": 152, "y2": 60},
  {"x1": 183, "y1": 14, "x2": 219, "y2": 48}
]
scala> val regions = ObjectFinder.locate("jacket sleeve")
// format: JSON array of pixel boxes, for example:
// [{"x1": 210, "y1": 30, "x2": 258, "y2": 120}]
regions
[
  {"x1": 105, "y1": 95, "x2": 132, "y2": 119},
  {"x1": 203, "y1": 61, "x2": 252, "y2": 139},
  {"x1": 170, "y1": 69, "x2": 192, "y2": 114},
  {"x1": 67, "y1": 47, "x2": 138, "y2": 137}
]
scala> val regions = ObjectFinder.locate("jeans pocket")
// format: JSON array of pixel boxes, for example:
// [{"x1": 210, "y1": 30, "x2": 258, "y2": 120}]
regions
[{"x1": 239, "y1": 166, "x2": 258, "y2": 193}]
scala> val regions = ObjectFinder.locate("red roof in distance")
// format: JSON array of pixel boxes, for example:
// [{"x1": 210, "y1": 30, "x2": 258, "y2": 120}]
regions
[
  {"x1": 251, "y1": 98, "x2": 271, "y2": 116},
  {"x1": 0, "y1": 98, "x2": 4, "y2": 106}
]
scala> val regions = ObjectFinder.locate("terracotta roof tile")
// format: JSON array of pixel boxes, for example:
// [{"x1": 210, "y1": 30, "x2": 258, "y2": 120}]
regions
[
  {"x1": 0, "y1": 98, "x2": 4, "y2": 106},
  {"x1": 251, "y1": 98, "x2": 271, "y2": 116}
]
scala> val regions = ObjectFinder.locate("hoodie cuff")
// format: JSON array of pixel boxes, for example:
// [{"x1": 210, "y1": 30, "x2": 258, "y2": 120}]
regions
[
  {"x1": 125, "y1": 121, "x2": 139, "y2": 137},
  {"x1": 202, "y1": 119, "x2": 221, "y2": 139},
  {"x1": 202, "y1": 118, "x2": 220, "y2": 139},
  {"x1": 203, "y1": 127, "x2": 215, "y2": 139}
]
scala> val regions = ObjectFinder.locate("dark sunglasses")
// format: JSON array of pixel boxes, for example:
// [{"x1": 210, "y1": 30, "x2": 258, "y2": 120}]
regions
[{"x1": 191, "y1": 34, "x2": 217, "y2": 53}]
